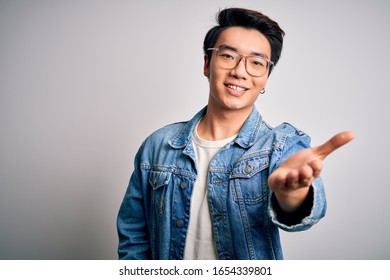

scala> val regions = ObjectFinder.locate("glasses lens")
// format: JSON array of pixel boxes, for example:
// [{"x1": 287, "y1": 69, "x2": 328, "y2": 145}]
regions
[
  {"x1": 215, "y1": 48, "x2": 269, "y2": 77},
  {"x1": 216, "y1": 49, "x2": 239, "y2": 69},
  {"x1": 246, "y1": 56, "x2": 269, "y2": 77}
]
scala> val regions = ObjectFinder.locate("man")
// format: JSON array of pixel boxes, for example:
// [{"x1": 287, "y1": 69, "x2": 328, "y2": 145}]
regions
[{"x1": 117, "y1": 7, "x2": 354, "y2": 260}]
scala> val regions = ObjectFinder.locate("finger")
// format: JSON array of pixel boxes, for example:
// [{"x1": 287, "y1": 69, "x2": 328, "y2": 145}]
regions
[
  {"x1": 268, "y1": 170, "x2": 287, "y2": 189},
  {"x1": 286, "y1": 170, "x2": 299, "y2": 189},
  {"x1": 298, "y1": 165, "x2": 313, "y2": 185},
  {"x1": 308, "y1": 159, "x2": 323, "y2": 178},
  {"x1": 313, "y1": 131, "x2": 355, "y2": 159}
]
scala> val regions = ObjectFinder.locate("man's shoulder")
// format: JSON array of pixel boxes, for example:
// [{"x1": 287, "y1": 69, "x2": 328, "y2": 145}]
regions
[
  {"x1": 272, "y1": 122, "x2": 308, "y2": 137},
  {"x1": 267, "y1": 122, "x2": 312, "y2": 150},
  {"x1": 254, "y1": 120, "x2": 311, "y2": 149},
  {"x1": 141, "y1": 107, "x2": 206, "y2": 149},
  {"x1": 145, "y1": 121, "x2": 188, "y2": 143}
]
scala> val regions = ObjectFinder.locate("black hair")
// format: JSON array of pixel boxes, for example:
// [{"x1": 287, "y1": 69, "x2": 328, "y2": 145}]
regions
[{"x1": 203, "y1": 8, "x2": 285, "y2": 75}]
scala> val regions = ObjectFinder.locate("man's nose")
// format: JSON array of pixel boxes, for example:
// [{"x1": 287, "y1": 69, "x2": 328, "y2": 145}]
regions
[{"x1": 230, "y1": 57, "x2": 248, "y2": 78}]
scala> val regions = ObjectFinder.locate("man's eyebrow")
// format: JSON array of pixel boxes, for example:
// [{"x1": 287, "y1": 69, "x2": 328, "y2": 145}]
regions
[
  {"x1": 218, "y1": 44, "x2": 270, "y2": 59},
  {"x1": 218, "y1": 44, "x2": 238, "y2": 52}
]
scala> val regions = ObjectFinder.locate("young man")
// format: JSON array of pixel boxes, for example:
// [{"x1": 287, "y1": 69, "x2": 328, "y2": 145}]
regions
[{"x1": 117, "y1": 8, "x2": 354, "y2": 260}]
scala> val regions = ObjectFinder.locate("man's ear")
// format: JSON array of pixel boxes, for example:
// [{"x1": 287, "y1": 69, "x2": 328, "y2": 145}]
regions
[{"x1": 203, "y1": 54, "x2": 210, "y2": 78}]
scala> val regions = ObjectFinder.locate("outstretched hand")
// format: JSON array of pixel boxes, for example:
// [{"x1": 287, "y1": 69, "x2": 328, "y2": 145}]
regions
[{"x1": 268, "y1": 131, "x2": 355, "y2": 211}]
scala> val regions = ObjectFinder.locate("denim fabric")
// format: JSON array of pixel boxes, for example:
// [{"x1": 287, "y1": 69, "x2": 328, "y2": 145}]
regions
[{"x1": 117, "y1": 106, "x2": 327, "y2": 260}]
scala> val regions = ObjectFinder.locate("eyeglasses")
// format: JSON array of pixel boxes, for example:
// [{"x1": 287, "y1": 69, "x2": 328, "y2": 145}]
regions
[{"x1": 207, "y1": 47, "x2": 274, "y2": 77}]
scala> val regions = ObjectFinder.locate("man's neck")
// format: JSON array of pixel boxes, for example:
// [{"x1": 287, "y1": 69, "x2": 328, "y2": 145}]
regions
[{"x1": 197, "y1": 105, "x2": 253, "y2": 141}]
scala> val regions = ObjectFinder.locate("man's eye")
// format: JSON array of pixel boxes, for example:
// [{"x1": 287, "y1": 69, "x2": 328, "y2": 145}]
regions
[
  {"x1": 220, "y1": 53, "x2": 234, "y2": 60},
  {"x1": 252, "y1": 59, "x2": 265, "y2": 67}
]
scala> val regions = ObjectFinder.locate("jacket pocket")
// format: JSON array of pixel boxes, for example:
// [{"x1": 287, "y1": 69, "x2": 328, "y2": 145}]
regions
[
  {"x1": 149, "y1": 170, "x2": 172, "y2": 214},
  {"x1": 230, "y1": 155, "x2": 269, "y2": 204}
]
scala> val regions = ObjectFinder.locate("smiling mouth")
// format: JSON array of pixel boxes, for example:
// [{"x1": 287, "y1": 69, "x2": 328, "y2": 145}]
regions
[{"x1": 225, "y1": 84, "x2": 248, "y2": 93}]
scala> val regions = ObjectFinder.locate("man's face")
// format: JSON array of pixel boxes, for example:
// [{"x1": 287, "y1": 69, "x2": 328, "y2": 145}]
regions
[{"x1": 204, "y1": 26, "x2": 272, "y2": 113}]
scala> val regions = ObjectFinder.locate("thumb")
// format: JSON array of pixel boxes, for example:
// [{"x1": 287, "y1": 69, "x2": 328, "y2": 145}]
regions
[{"x1": 313, "y1": 131, "x2": 355, "y2": 159}]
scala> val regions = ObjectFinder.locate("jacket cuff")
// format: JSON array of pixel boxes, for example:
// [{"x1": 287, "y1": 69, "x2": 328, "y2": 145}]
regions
[
  {"x1": 271, "y1": 186, "x2": 314, "y2": 226},
  {"x1": 268, "y1": 177, "x2": 327, "y2": 232}
]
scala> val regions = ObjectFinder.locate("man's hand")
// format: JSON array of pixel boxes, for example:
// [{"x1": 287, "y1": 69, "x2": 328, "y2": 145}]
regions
[{"x1": 268, "y1": 131, "x2": 355, "y2": 212}]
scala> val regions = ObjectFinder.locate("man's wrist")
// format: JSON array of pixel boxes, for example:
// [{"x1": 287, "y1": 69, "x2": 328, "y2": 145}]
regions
[
  {"x1": 274, "y1": 187, "x2": 310, "y2": 213},
  {"x1": 272, "y1": 186, "x2": 314, "y2": 226}
]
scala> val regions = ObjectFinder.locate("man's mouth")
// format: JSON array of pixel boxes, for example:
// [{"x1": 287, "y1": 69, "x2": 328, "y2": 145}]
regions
[{"x1": 225, "y1": 84, "x2": 248, "y2": 93}]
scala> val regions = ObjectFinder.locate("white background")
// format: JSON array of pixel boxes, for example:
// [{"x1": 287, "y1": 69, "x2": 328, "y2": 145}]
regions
[{"x1": 0, "y1": 0, "x2": 389, "y2": 259}]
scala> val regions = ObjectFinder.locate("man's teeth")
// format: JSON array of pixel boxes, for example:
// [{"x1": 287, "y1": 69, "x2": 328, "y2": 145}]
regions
[{"x1": 227, "y1": 84, "x2": 246, "y2": 92}]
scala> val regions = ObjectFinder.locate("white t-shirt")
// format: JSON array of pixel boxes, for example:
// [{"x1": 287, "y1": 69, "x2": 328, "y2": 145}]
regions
[{"x1": 183, "y1": 125, "x2": 237, "y2": 260}]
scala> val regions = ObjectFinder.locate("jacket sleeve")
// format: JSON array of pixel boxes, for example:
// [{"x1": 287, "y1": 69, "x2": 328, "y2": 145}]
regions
[
  {"x1": 117, "y1": 143, "x2": 152, "y2": 259},
  {"x1": 267, "y1": 126, "x2": 327, "y2": 232}
]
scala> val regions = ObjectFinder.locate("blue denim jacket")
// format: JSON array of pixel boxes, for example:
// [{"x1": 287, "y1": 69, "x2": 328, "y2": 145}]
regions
[{"x1": 117, "y1": 106, "x2": 326, "y2": 260}]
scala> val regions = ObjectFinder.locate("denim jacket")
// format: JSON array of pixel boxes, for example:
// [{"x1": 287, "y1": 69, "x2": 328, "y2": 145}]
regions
[{"x1": 117, "y1": 106, "x2": 327, "y2": 260}]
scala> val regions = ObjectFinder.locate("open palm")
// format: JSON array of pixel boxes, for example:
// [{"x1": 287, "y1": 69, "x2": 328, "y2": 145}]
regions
[{"x1": 269, "y1": 131, "x2": 355, "y2": 211}]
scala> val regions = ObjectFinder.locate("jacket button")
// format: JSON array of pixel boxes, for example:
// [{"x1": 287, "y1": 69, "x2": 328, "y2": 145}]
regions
[
  {"x1": 180, "y1": 182, "x2": 187, "y2": 189},
  {"x1": 176, "y1": 220, "x2": 184, "y2": 227},
  {"x1": 244, "y1": 164, "x2": 252, "y2": 173}
]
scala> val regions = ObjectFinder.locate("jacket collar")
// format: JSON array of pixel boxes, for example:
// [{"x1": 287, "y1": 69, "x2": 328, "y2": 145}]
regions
[{"x1": 168, "y1": 105, "x2": 263, "y2": 149}]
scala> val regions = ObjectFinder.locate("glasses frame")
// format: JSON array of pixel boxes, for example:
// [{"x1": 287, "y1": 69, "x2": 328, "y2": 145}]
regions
[{"x1": 207, "y1": 47, "x2": 274, "y2": 77}]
